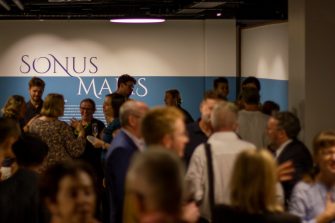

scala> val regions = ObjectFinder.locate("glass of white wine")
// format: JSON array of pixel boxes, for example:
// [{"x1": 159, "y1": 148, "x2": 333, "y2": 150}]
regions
[{"x1": 92, "y1": 123, "x2": 98, "y2": 137}]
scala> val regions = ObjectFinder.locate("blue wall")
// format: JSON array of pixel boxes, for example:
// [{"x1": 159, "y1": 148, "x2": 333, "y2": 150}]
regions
[{"x1": 0, "y1": 76, "x2": 287, "y2": 123}]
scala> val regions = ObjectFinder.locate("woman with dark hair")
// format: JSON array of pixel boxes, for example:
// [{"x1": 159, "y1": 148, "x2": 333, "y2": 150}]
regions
[
  {"x1": 214, "y1": 149, "x2": 300, "y2": 223},
  {"x1": 40, "y1": 161, "x2": 99, "y2": 223},
  {"x1": 87, "y1": 93, "x2": 127, "y2": 150},
  {"x1": 29, "y1": 93, "x2": 85, "y2": 172},
  {"x1": 164, "y1": 89, "x2": 194, "y2": 124}
]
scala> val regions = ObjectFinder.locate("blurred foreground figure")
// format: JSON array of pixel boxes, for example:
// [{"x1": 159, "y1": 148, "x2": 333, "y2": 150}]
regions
[
  {"x1": 0, "y1": 117, "x2": 20, "y2": 164},
  {"x1": 0, "y1": 133, "x2": 48, "y2": 223},
  {"x1": 40, "y1": 161, "x2": 99, "y2": 223},
  {"x1": 213, "y1": 149, "x2": 300, "y2": 223},
  {"x1": 124, "y1": 148, "x2": 194, "y2": 223}
]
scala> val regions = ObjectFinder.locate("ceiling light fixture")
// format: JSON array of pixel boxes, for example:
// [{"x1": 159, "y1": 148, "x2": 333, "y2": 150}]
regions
[{"x1": 110, "y1": 18, "x2": 165, "y2": 24}]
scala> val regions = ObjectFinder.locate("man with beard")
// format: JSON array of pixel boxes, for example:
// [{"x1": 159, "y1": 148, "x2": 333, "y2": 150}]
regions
[
  {"x1": 23, "y1": 77, "x2": 45, "y2": 125},
  {"x1": 183, "y1": 91, "x2": 222, "y2": 168}
]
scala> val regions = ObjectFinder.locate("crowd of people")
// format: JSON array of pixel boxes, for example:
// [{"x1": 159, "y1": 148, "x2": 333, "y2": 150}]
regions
[{"x1": 0, "y1": 74, "x2": 332, "y2": 223}]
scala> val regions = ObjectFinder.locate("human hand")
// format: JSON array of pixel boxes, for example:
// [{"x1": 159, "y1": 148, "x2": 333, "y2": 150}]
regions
[
  {"x1": 277, "y1": 160, "x2": 294, "y2": 182},
  {"x1": 182, "y1": 201, "x2": 200, "y2": 223},
  {"x1": 317, "y1": 193, "x2": 335, "y2": 223}
]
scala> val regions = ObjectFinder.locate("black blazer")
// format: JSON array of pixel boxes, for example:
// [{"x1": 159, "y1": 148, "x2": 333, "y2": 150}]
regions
[
  {"x1": 277, "y1": 139, "x2": 313, "y2": 205},
  {"x1": 213, "y1": 205, "x2": 301, "y2": 223}
]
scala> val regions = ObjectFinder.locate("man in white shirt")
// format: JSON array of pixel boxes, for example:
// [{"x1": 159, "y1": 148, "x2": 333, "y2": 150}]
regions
[{"x1": 186, "y1": 101, "x2": 256, "y2": 222}]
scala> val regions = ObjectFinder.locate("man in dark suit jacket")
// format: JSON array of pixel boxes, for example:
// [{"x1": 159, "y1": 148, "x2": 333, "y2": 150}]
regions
[
  {"x1": 105, "y1": 100, "x2": 148, "y2": 223},
  {"x1": 267, "y1": 111, "x2": 313, "y2": 207}
]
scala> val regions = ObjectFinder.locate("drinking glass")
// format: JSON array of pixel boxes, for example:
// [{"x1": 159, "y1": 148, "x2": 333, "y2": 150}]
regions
[{"x1": 92, "y1": 123, "x2": 98, "y2": 137}]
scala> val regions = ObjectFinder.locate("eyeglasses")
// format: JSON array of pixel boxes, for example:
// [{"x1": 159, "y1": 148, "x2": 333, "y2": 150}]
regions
[
  {"x1": 80, "y1": 107, "x2": 93, "y2": 111},
  {"x1": 125, "y1": 83, "x2": 135, "y2": 89}
]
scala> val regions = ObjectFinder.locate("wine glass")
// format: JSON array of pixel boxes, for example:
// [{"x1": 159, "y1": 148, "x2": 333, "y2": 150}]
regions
[{"x1": 92, "y1": 123, "x2": 98, "y2": 137}]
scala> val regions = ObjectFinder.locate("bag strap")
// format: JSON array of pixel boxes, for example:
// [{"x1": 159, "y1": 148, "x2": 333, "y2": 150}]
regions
[{"x1": 204, "y1": 143, "x2": 215, "y2": 218}]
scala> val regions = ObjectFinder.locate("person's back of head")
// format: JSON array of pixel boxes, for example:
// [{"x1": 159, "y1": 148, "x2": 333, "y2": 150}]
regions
[
  {"x1": 2, "y1": 95, "x2": 26, "y2": 120},
  {"x1": 273, "y1": 112, "x2": 301, "y2": 140},
  {"x1": 125, "y1": 147, "x2": 185, "y2": 222},
  {"x1": 109, "y1": 92, "x2": 127, "y2": 118},
  {"x1": 203, "y1": 90, "x2": 220, "y2": 101},
  {"x1": 262, "y1": 101, "x2": 280, "y2": 116},
  {"x1": 40, "y1": 93, "x2": 64, "y2": 118},
  {"x1": 230, "y1": 149, "x2": 282, "y2": 214},
  {"x1": 141, "y1": 106, "x2": 184, "y2": 146},
  {"x1": 242, "y1": 76, "x2": 261, "y2": 92},
  {"x1": 211, "y1": 101, "x2": 238, "y2": 132},
  {"x1": 12, "y1": 133, "x2": 48, "y2": 171},
  {"x1": 119, "y1": 100, "x2": 148, "y2": 129},
  {"x1": 241, "y1": 87, "x2": 260, "y2": 105}
]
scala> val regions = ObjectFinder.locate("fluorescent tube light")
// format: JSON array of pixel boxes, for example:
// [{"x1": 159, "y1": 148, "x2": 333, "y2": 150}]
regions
[{"x1": 110, "y1": 18, "x2": 165, "y2": 24}]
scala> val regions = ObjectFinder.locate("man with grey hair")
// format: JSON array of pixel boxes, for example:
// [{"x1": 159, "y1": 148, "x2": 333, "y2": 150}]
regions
[
  {"x1": 105, "y1": 100, "x2": 149, "y2": 223},
  {"x1": 267, "y1": 111, "x2": 312, "y2": 207},
  {"x1": 186, "y1": 101, "x2": 256, "y2": 222}
]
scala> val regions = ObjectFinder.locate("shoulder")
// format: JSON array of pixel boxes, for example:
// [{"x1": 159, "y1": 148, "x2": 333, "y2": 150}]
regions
[
  {"x1": 286, "y1": 140, "x2": 308, "y2": 150},
  {"x1": 290, "y1": 181, "x2": 316, "y2": 203},
  {"x1": 58, "y1": 120, "x2": 71, "y2": 128},
  {"x1": 238, "y1": 139, "x2": 256, "y2": 148},
  {"x1": 282, "y1": 140, "x2": 311, "y2": 158},
  {"x1": 93, "y1": 118, "x2": 105, "y2": 127},
  {"x1": 108, "y1": 132, "x2": 135, "y2": 154},
  {"x1": 186, "y1": 121, "x2": 200, "y2": 131},
  {"x1": 192, "y1": 143, "x2": 206, "y2": 157}
]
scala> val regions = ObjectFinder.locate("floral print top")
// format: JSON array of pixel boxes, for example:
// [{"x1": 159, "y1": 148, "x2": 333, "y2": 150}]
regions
[{"x1": 29, "y1": 118, "x2": 85, "y2": 171}]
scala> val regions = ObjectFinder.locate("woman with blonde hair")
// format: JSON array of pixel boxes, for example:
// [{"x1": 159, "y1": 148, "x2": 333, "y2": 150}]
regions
[
  {"x1": 2, "y1": 95, "x2": 26, "y2": 123},
  {"x1": 213, "y1": 149, "x2": 300, "y2": 223},
  {"x1": 29, "y1": 93, "x2": 86, "y2": 172}
]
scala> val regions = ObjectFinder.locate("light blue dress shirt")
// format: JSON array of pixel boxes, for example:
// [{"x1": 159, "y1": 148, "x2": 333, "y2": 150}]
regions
[{"x1": 289, "y1": 181, "x2": 335, "y2": 223}]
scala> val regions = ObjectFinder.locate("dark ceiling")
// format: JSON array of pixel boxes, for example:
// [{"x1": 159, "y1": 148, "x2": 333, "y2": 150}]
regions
[{"x1": 0, "y1": 0, "x2": 287, "y2": 24}]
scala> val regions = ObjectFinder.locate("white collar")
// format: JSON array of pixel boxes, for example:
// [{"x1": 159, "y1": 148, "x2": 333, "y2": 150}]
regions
[
  {"x1": 122, "y1": 128, "x2": 145, "y2": 151},
  {"x1": 276, "y1": 139, "x2": 293, "y2": 158}
]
